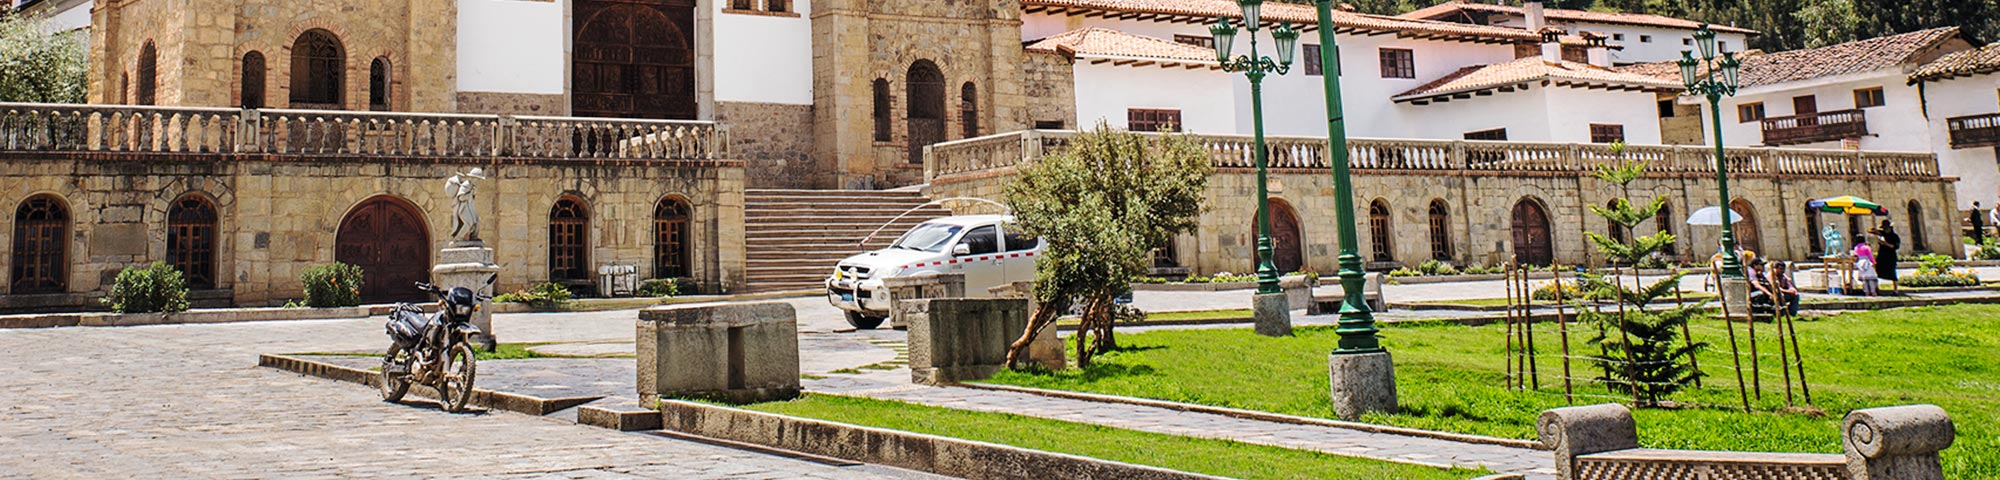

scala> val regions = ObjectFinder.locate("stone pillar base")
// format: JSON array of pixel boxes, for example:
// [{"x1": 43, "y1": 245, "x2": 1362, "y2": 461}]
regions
[
  {"x1": 1253, "y1": 292, "x2": 1292, "y2": 337},
  {"x1": 1720, "y1": 276, "x2": 1750, "y2": 319},
  {"x1": 1329, "y1": 351, "x2": 1398, "y2": 421},
  {"x1": 433, "y1": 242, "x2": 500, "y2": 347}
]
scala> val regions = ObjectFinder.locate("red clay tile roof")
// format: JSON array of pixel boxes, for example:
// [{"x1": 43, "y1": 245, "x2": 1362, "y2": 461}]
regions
[
  {"x1": 1403, "y1": 1, "x2": 1759, "y2": 35},
  {"x1": 1021, "y1": 0, "x2": 1541, "y2": 43},
  {"x1": 1025, "y1": 28, "x2": 1220, "y2": 65},
  {"x1": 1619, "y1": 27, "x2": 1962, "y2": 88},
  {"x1": 1394, "y1": 57, "x2": 1682, "y2": 103},
  {"x1": 1910, "y1": 43, "x2": 2000, "y2": 83}
]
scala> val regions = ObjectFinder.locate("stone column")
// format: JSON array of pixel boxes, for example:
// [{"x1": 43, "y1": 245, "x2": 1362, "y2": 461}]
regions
[
  {"x1": 1254, "y1": 292, "x2": 1292, "y2": 337},
  {"x1": 1844, "y1": 404, "x2": 1954, "y2": 480},
  {"x1": 1538, "y1": 403, "x2": 1640, "y2": 479},
  {"x1": 1328, "y1": 352, "x2": 1396, "y2": 421},
  {"x1": 637, "y1": 302, "x2": 801, "y2": 405},
  {"x1": 432, "y1": 241, "x2": 500, "y2": 347}
]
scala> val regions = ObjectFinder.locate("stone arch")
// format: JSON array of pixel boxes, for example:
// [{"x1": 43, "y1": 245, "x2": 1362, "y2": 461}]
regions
[
  {"x1": 1605, "y1": 199, "x2": 1628, "y2": 246},
  {"x1": 654, "y1": 195, "x2": 694, "y2": 279},
  {"x1": 1804, "y1": 202, "x2": 1825, "y2": 256},
  {"x1": 1427, "y1": 199, "x2": 1453, "y2": 261},
  {"x1": 136, "y1": 41, "x2": 158, "y2": 105},
  {"x1": 167, "y1": 193, "x2": 221, "y2": 289},
  {"x1": 960, "y1": 81, "x2": 979, "y2": 139},
  {"x1": 873, "y1": 78, "x2": 893, "y2": 142},
  {"x1": 1264, "y1": 198, "x2": 1304, "y2": 274},
  {"x1": 906, "y1": 60, "x2": 947, "y2": 165},
  {"x1": 336, "y1": 195, "x2": 430, "y2": 303},
  {"x1": 1655, "y1": 201, "x2": 1678, "y2": 257},
  {"x1": 12, "y1": 194, "x2": 72, "y2": 294},
  {"x1": 1729, "y1": 198, "x2": 1763, "y2": 256},
  {"x1": 290, "y1": 29, "x2": 346, "y2": 108},
  {"x1": 1369, "y1": 198, "x2": 1394, "y2": 263},
  {"x1": 241, "y1": 51, "x2": 267, "y2": 109},
  {"x1": 549, "y1": 195, "x2": 592, "y2": 282},
  {"x1": 368, "y1": 56, "x2": 392, "y2": 111},
  {"x1": 1907, "y1": 199, "x2": 1927, "y2": 253},
  {"x1": 1511, "y1": 197, "x2": 1554, "y2": 266}
]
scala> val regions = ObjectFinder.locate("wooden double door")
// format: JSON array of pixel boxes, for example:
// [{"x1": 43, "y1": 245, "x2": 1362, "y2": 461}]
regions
[
  {"x1": 336, "y1": 198, "x2": 431, "y2": 303},
  {"x1": 573, "y1": 0, "x2": 697, "y2": 120}
]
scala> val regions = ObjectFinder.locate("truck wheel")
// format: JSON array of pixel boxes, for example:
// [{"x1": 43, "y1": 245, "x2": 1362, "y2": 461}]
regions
[{"x1": 845, "y1": 311, "x2": 886, "y2": 330}]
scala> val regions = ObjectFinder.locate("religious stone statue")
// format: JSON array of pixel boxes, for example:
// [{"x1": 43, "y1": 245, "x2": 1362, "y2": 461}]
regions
[
  {"x1": 447, "y1": 168, "x2": 486, "y2": 242},
  {"x1": 1822, "y1": 223, "x2": 1845, "y2": 257}
]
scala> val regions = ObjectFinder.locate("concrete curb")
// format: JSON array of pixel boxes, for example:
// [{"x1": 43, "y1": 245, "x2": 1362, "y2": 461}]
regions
[
  {"x1": 953, "y1": 382, "x2": 1549, "y2": 451},
  {"x1": 0, "y1": 306, "x2": 372, "y2": 329},
  {"x1": 256, "y1": 354, "x2": 603, "y2": 416},
  {"x1": 653, "y1": 398, "x2": 1229, "y2": 480},
  {"x1": 489, "y1": 289, "x2": 821, "y2": 314}
]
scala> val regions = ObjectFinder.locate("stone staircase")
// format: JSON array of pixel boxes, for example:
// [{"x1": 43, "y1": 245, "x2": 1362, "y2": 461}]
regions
[{"x1": 744, "y1": 189, "x2": 951, "y2": 292}]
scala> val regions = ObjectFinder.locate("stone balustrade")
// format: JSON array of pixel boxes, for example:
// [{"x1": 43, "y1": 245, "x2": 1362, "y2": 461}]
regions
[
  {"x1": 925, "y1": 129, "x2": 1939, "y2": 181},
  {"x1": 0, "y1": 102, "x2": 727, "y2": 161}
]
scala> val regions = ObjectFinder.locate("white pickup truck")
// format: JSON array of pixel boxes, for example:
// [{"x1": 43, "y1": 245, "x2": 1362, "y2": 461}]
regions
[{"x1": 826, "y1": 214, "x2": 1043, "y2": 329}]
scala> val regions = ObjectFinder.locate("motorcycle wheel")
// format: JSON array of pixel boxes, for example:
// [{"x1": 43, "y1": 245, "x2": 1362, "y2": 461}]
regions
[
  {"x1": 379, "y1": 343, "x2": 412, "y2": 403},
  {"x1": 439, "y1": 342, "x2": 477, "y2": 412},
  {"x1": 845, "y1": 311, "x2": 886, "y2": 330}
]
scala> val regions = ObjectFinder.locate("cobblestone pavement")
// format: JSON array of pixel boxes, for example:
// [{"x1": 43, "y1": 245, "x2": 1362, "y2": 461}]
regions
[
  {"x1": 0, "y1": 317, "x2": 938, "y2": 479},
  {"x1": 805, "y1": 371, "x2": 1558, "y2": 479}
]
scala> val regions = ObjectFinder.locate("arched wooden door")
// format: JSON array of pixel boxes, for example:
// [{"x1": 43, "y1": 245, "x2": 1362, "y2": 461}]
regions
[
  {"x1": 906, "y1": 60, "x2": 947, "y2": 165},
  {"x1": 1511, "y1": 199, "x2": 1554, "y2": 266},
  {"x1": 573, "y1": 0, "x2": 697, "y2": 120},
  {"x1": 1267, "y1": 200, "x2": 1304, "y2": 274},
  {"x1": 336, "y1": 197, "x2": 430, "y2": 303},
  {"x1": 1729, "y1": 198, "x2": 1762, "y2": 256}
]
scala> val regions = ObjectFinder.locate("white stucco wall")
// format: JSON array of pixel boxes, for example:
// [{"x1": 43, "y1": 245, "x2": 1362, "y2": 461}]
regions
[
  {"x1": 712, "y1": 1, "x2": 813, "y2": 105},
  {"x1": 1490, "y1": 16, "x2": 1751, "y2": 65},
  {"x1": 1542, "y1": 87, "x2": 1664, "y2": 144},
  {"x1": 1071, "y1": 61, "x2": 1237, "y2": 133},
  {"x1": 42, "y1": 0, "x2": 93, "y2": 33},
  {"x1": 1695, "y1": 71, "x2": 1933, "y2": 152},
  {"x1": 457, "y1": 0, "x2": 566, "y2": 95},
  {"x1": 1396, "y1": 84, "x2": 1663, "y2": 144},
  {"x1": 1922, "y1": 74, "x2": 2000, "y2": 208}
]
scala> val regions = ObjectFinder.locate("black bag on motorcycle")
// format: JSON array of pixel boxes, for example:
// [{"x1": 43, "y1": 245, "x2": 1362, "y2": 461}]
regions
[{"x1": 384, "y1": 305, "x2": 430, "y2": 349}]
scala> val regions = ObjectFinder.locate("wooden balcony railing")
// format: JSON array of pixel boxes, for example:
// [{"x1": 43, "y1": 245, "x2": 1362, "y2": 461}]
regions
[
  {"x1": 925, "y1": 129, "x2": 1940, "y2": 182},
  {"x1": 1760, "y1": 109, "x2": 1868, "y2": 146},
  {"x1": 1947, "y1": 112, "x2": 2000, "y2": 149},
  {"x1": 0, "y1": 102, "x2": 729, "y2": 161}
]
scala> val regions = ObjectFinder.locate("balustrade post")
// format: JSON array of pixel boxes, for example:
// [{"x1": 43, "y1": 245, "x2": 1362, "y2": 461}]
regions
[
  {"x1": 1449, "y1": 140, "x2": 1467, "y2": 170},
  {"x1": 712, "y1": 123, "x2": 730, "y2": 160},
  {"x1": 1850, "y1": 150, "x2": 1866, "y2": 176},
  {"x1": 1756, "y1": 148, "x2": 1777, "y2": 175},
  {"x1": 1023, "y1": 130, "x2": 1044, "y2": 166},
  {"x1": 495, "y1": 115, "x2": 516, "y2": 157},
  {"x1": 237, "y1": 110, "x2": 261, "y2": 153}
]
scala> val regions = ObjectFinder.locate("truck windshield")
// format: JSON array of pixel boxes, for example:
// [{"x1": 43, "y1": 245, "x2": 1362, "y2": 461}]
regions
[{"x1": 891, "y1": 223, "x2": 964, "y2": 253}]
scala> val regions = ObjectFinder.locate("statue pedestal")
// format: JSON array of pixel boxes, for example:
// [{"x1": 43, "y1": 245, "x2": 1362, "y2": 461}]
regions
[{"x1": 434, "y1": 241, "x2": 500, "y2": 346}]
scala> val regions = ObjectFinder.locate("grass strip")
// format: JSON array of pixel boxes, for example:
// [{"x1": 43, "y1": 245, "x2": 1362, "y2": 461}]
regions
[
  {"x1": 984, "y1": 304, "x2": 1999, "y2": 478},
  {"x1": 742, "y1": 394, "x2": 1483, "y2": 480}
]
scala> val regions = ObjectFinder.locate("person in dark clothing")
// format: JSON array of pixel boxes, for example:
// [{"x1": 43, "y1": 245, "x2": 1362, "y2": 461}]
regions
[
  {"x1": 1769, "y1": 261, "x2": 1801, "y2": 317},
  {"x1": 1873, "y1": 220, "x2": 1901, "y2": 293},
  {"x1": 1973, "y1": 202, "x2": 1988, "y2": 246}
]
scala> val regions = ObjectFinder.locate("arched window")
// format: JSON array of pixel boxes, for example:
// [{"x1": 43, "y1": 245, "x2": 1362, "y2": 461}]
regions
[
  {"x1": 1369, "y1": 199, "x2": 1393, "y2": 263},
  {"x1": 1729, "y1": 198, "x2": 1762, "y2": 256},
  {"x1": 1512, "y1": 198, "x2": 1554, "y2": 266},
  {"x1": 1804, "y1": 204, "x2": 1824, "y2": 256},
  {"x1": 136, "y1": 42, "x2": 158, "y2": 105},
  {"x1": 168, "y1": 195, "x2": 218, "y2": 289},
  {"x1": 906, "y1": 60, "x2": 946, "y2": 164},
  {"x1": 654, "y1": 196, "x2": 692, "y2": 279},
  {"x1": 960, "y1": 82, "x2": 979, "y2": 139},
  {"x1": 549, "y1": 197, "x2": 590, "y2": 281},
  {"x1": 12, "y1": 195, "x2": 69, "y2": 294},
  {"x1": 1656, "y1": 203, "x2": 1677, "y2": 257},
  {"x1": 872, "y1": 79, "x2": 892, "y2": 142},
  {"x1": 1606, "y1": 200, "x2": 1628, "y2": 245},
  {"x1": 368, "y1": 57, "x2": 391, "y2": 111},
  {"x1": 1908, "y1": 200, "x2": 1927, "y2": 253},
  {"x1": 241, "y1": 52, "x2": 266, "y2": 109},
  {"x1": 1427, "y1": 199, "x2": 1452, "y2": 261},
  {"x1": 290, "y1": 29, "x2": 345, "y2": 108}
]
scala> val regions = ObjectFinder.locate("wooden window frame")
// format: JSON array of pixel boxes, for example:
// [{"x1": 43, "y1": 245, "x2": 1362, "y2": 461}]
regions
[
  {"x1": 368, "y1": 57, "x2": 392, "y2": 111},
  {"x1": 654, "y1": 197, "x2": 692, "y2": 279},
  {"x1": 12, "y1": 195, "x2": 69, "y2": 294},
  {"x1": 1127, "y1": 108, "x2": 1182, "y2": 133},
  {"x1": 1427, "y1": 200, "x2": 1453, "y2": 261},
  {"x1": 241, "y1": 52, "x2": 266, "y2": 109},
  {"x1": 1656, "y1": 204, "x2": 1678, "y2": 256},
  {"x1": 168, "y1": 195, "x2": 219, "y2": 290},
  {"x1": 1737, "y1": 102, "x2": 1765, "y2": 123},
  {"x1": 1304, "y1": 44, "x2": 1323, "y2": 76},
  {"x1": 290, "y1": 29, "x2": 345, "y2": 109},
  {"x1": 1369, "y1": 200, "x2": 1395, "y2": 263},
  {"x1": 549, "y1": 197, "x2": 591, "y2": 282},
  {"x1": 1854, "y1": 87, "x2": 1886, "y2": 109},
  {"x1": 1173, "y1": 35, "x2": 1214, "y2": 49},
  {"x1": 1464, "y1": 128, "x2": 1508, "y2": 141},
  {"x1": 1379, "y1": 48, "x2": 1415, "y2": 79},
  {"x1": 136, "y1": 41, "x2": 157, "y2": 105},
  {"x1": 1589, "y1": 124, "x2": 1626, "y2": 144},
  {"x1": 960, "y1": 82, "x2": 979, "y2": 139},
  {"x1": 872, "y1": 79, "x2": 893, "y2": 142}
]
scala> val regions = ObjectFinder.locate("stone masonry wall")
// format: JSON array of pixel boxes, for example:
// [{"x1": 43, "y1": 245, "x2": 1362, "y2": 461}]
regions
[
  {"x1": 717, "y1": 101, "x2": 824, "y2": 189},
  {"x1": 1022, "y1": 51, "x2": 1079, "y2": 130},
  {"x1": 932, "y1": 168, "x2": 1960, "y2": 275},
  {"x1": 89, "y1": 0, "x2": 457, "y2": 112},
  {"x1": 0, "y1": 153, "x2": 746, "y2": 307},
  {"x1": 455, "y1": 92, "x2": 568, "y2": 116}
]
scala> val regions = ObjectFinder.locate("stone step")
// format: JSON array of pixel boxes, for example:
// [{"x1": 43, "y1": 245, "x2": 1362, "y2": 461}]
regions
[
  {"x1": 745, "y1": 196, "x2": 931, "y2": 206},
  {"x1": 741, "y1": 217, "x2": 936, "y2": 228},
  {"x1": 742, "y1": 188, "x2": 945, "y2": 293},
  {"x1": 745, "y1": 206, "x2": 948, "y2": 216}
]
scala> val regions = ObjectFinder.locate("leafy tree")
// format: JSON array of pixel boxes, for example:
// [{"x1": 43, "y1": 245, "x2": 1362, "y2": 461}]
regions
[
  {"x1": 1003, "y1": 124, "x2": 1210, "y2": 369},
  {"x1": 0, "y1": 11, "x2": 88, "y2": 103},
  {"x1": 1796, "y1": 0, "x2": 1864, "y2": 48},
  {"x1": 1575, "y1": 158, "x2": 1706, "y2": 407}
]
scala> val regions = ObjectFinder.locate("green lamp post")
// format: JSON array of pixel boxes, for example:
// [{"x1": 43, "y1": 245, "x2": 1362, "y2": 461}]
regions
[
  {"x1": 1305, "y1": 1, "x2": 1380, "y2": 354},
  {"x1": 1676, "y1": 25, "x2": 1745, "y2": 278},
  {"x1": 1209, "y1": 0, "x2": 1300, "y2": 296}
]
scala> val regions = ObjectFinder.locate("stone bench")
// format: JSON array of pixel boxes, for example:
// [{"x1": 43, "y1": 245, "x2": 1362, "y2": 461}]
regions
[
  {"x1": 1540, "y1": 403, "x2": 1954, "y2": 480},
  {"x1": 1306, "y1": 272, "x2": 1388, "y2": 314},
  {"x1": 636, "y1": 302, "x2": 800, "y2": 405},
  {"x1": 903, "y1": 298, "x2": 1032, "y2": 385},
  {"x1": 882, "y1": 272, "x2": 967, "y2": 329}
]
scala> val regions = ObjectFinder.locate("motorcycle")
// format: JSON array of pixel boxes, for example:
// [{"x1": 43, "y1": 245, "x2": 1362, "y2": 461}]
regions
[{"x1": 379, "y1": 274, "x2": 494, "y2": 412}]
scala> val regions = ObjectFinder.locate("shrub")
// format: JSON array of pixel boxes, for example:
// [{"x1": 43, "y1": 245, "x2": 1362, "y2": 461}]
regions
[
  {"x1": 1975, "y1": 239, "x2": 2000, "y2": 261},
  {"x1": 1185, "y1": 272, "x2": 1255, "y2": 284},
  {"x1": 103, "y1": 261, "x2": 190, "y2": 313},
  {"x1": 1530, "y1": 281, "x2": 1589, "y2": 302},
  {"x1": 1461, "y1": 263, "x2": 1504, "y2": 275},
  {"x1": 1916, "y1": 253, "x2": 1956, "y2": 276},
  {"x1": 301, "y1": 263, "x2": 364, "y2": 308},
  {"x1": 1906, "y1": 255, "x2": 1980, "y2": 287},
  {"x1": 638, "y1": 278, "x2": 680, "y2": 298},
  {"x1": 495, "y1": 282, "x2": 573, "y2": 310}
]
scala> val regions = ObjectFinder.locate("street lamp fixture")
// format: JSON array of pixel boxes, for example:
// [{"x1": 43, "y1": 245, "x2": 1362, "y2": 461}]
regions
[
  {"x1": 1678, "y1": 24, "x2": 1746, "y2": 277},
  {"x1": 1209, "y1": 0, "x2": 1296, "y2": 295}
]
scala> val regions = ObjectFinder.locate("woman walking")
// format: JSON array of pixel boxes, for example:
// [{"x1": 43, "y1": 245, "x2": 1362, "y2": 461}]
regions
[{"x1": 1874, "y1": 220, "x2": 1901, "y2": 295}]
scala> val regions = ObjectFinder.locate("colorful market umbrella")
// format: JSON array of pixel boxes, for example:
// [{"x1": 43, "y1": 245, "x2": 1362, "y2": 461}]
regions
[{"x1": 1807, "y1": 196, "x2": 1888, "y2": 216}]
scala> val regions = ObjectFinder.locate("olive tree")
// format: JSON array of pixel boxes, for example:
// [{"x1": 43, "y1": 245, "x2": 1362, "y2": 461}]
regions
[
  {"x1": 0, "y1": 11, "x2": 88, "y2": 103},
  {"x1": 1003, "y1": 124, "x2": 1210, "y2": 369}
]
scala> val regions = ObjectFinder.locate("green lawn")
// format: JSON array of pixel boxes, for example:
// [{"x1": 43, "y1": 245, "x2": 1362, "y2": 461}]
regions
[
  {"x1": 1421, "y1": 292, "x2": 1717, "y2": 308},
  {"x1": 986, "y1": 305, "x2": 2000, "y2": 478},
  {"x1": 742, "y1": 394, "x2": 1483, "y2": 480}
]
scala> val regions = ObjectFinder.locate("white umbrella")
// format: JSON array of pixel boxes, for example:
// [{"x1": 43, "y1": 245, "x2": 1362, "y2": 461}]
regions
[{"x1": 1686, "y1": 206, "x2": 1747, "y2": 226}]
